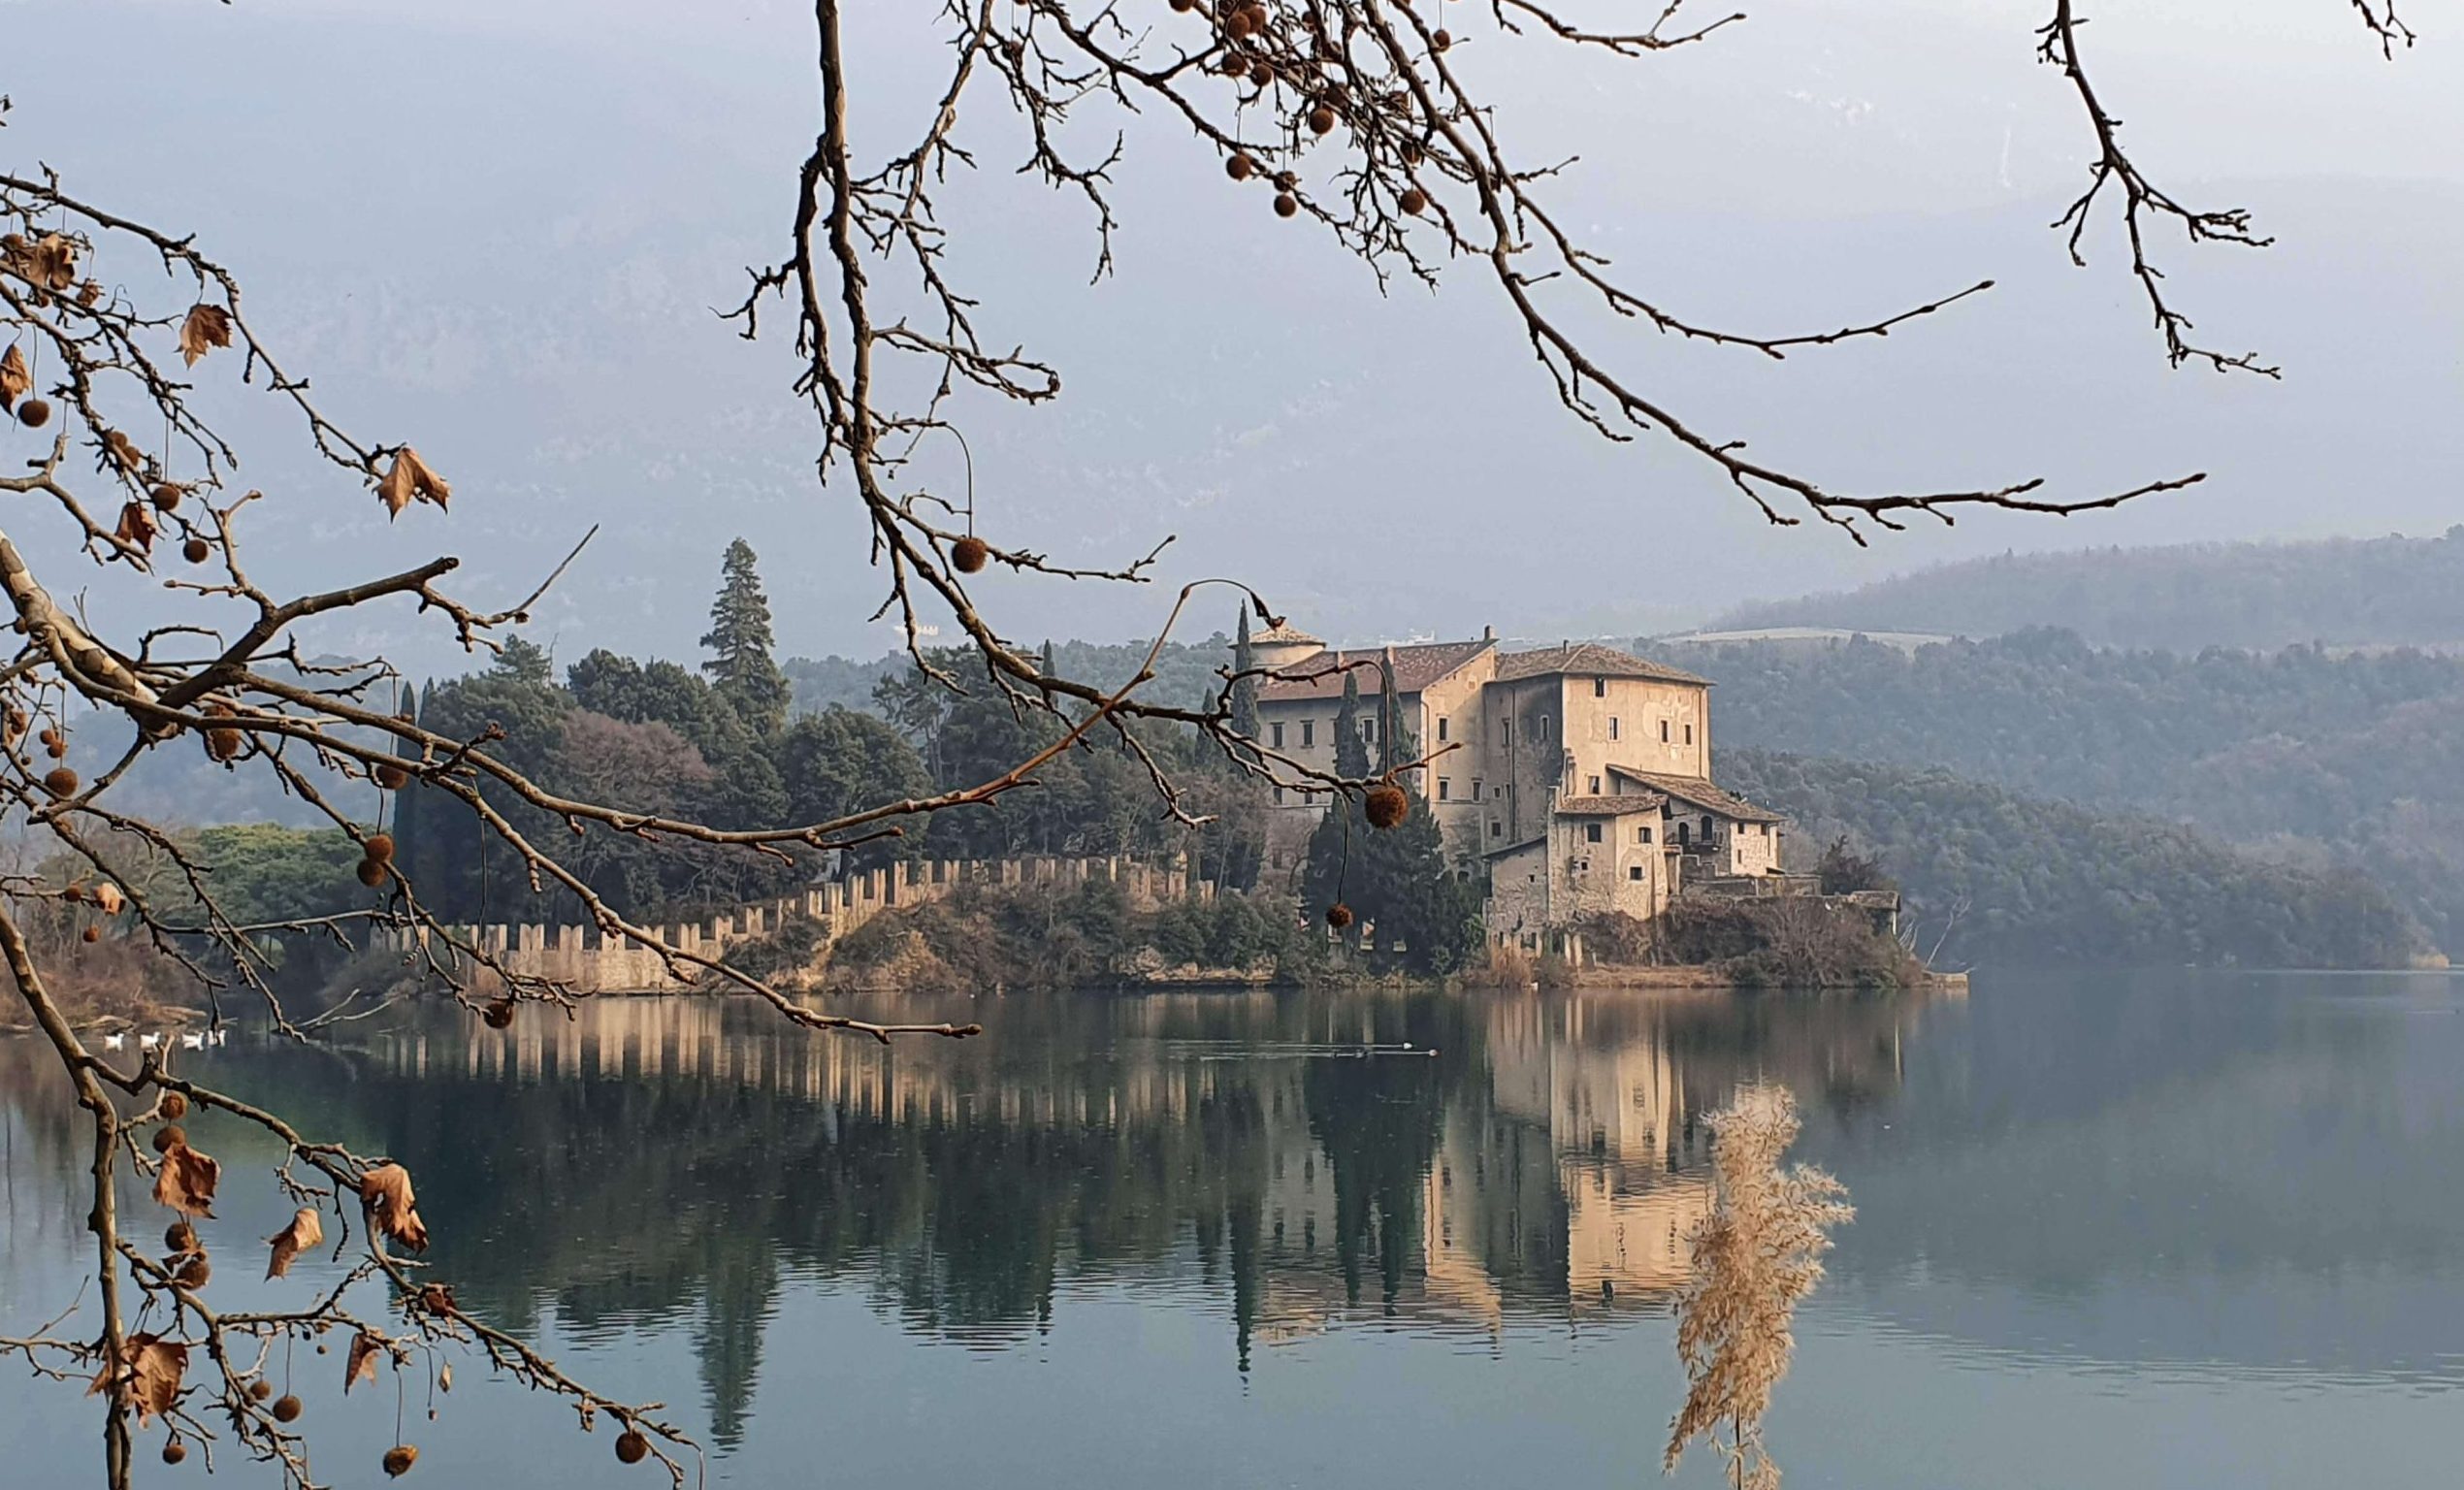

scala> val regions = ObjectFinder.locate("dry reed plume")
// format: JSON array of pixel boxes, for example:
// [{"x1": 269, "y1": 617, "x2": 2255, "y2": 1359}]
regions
[{"x1": 1666, "y1": 1084, "x2": 1852, "y2": 1490}]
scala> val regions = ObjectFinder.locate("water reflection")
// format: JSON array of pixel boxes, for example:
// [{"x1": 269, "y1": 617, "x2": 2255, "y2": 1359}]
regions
[{"x1": 13, "y1": 974, "x2": 2464, "y2": 1490}]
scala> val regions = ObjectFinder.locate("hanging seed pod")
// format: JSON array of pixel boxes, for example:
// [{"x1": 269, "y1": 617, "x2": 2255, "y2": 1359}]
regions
[
  {"x1": 42, "y1": 766, "x2": 79, "y2": 798},
  {"x1": 17, "y1": 398, "x2": 49, "y2": 429},
  {"x1": 61, "y1": 882, "x2": 83, "y2": 903},
  {"x1": 161, "y1": 1091, "x2": 188, "y2": 1119},
  {"x1": 1325, "y1": 902, "x2": 1354, "y2": 930},
  {"x1": 182, "y1": 536, "x2": 212, "y2": 566},
  {"x1": 483, "y1": 997, "x2": 515, "y2": 1030},
  {"x1": 249, "y1": 1378, "x2": 275, "y2": 1403},
  {"x1": 150, "y1": 483, "x2": 183, "y2": 513},
  {"x1": 382, "y1": 1444, "x2": 419, "y2": 1478},
  {"x1": 1365, "y1": 784, "x2": 1408, "y2": 829},
  {"x1": 1223, "y1": 8, "x2": 1253, "y2": 38},
  {"x1": 1273, "y1": 170, "x2": 1298, "y2": 191},
  {"x1": 1169, "y1": 0, "x2": 1196, "y2": 10},
  {"x1": 162, "y1": 1441, "x2": 187, "y2": 1467},
  {"x1": 952, "y1": 534, "x2": 989, "y2": 573},
  {"x1": 355, "y1": 858, "x2": 387, "y2": 889},
  {"x1": 1248, "y1": 57, "x2": 1275, "y2": 85},
  {"x1": 1274, "y1": 193, "x2": 1300, "y2": 218},
  {"x1": 1226, "y1": 151, "x2": 1256, "y2": 181},
  {"x1": 153, "y1": 1124, "x2": 188, "y2": 1153},
  {"x1": 615, "y1": 1431, "x2": 651, "y2": 1466},
  {"x1": 1217, "y1": 50, "x2": 1248, "y2": 76},
  {"x1": 363, "y1": 832, "x2": 396, "y2": 865},
  {"x1": 1400, "y1": 187, "x2": 1429, "y2": 215},
  {"x1": 1432, "y1": 28, "x2": 1452, "y2": 51},
  {"x1": 375, "y1": 762, "x2": 410, "y2": 791},
  {"x1": 1308, "y1": 106, "x2": 1337, "y2": 135},
  {"x1": 81, "y1": 924, "x2": 100, "y2": 944},
  {"x1": 167, "y1": 1220, "x2": 198, "y2": 1253},
  {"x1": 272, "y1": 1395, "x2": 303, "y2": 1423},
  {"x1": 174, "y1": 1252, "x2": 212, "y2": 1288}
]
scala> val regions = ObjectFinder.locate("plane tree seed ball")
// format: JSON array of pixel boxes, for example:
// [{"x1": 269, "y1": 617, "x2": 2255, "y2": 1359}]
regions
[
  {"x1": 616, "y1": 1431, "x2": 651, "y2": 1465},
  {"x1": 1365, "y1": 784, "x2": 1408, "y2": 828},
  {"x1": 952, "y1": 534, "x2": 989, "y2": 573}
]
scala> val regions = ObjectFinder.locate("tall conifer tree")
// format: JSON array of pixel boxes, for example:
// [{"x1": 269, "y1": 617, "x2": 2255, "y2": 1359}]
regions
[{"x1": 700, "y1": 537, "x2": 793, "y2": 736}]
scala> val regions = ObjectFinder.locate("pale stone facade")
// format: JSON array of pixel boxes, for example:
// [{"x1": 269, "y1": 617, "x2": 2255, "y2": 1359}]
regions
[{"x1": 1241, "y1": 630, "x2": 1790, "y2": 938}]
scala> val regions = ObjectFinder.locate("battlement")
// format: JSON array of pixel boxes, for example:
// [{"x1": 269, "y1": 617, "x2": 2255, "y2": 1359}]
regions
[{"x1": 383, "y1": 855, "x2": 1207, "y2": 994}]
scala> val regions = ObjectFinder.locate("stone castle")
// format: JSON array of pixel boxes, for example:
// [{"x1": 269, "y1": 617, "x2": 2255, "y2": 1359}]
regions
[{"x1": 1244, "y1": 624, "x2": 1791, "y2": 949}]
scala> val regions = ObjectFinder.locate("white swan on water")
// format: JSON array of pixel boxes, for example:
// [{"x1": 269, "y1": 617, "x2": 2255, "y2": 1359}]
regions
[{"x1": 103, "y1": 1031, "x2": 125, "y2": 1050}]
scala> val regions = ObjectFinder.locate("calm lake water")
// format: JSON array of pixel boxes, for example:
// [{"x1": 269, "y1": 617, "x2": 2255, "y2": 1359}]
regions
[{"x1": 7, "y1": 973, "x2": 2464, "y2": 1487}]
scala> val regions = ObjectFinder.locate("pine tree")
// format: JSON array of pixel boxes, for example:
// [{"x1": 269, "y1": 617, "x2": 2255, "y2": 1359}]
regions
[
  {"x1": 699, "y1": 538, "x2": 793, "y2": 737},
  {"x1": 1230, "y1": 608, "x2": 1259, "y2": 744},
  {"x1": 1300, "y1": 671, "x2": 1372, "y2": 941}
]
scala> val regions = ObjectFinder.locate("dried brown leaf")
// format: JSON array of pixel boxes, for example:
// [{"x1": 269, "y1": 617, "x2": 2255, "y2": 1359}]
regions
[
  {"x1": 89, "y1": 882, "x2": 124, "y2": 916},
  {"x1": 358, "y1": 1162, "x2": 429, "y2": 1252},
  {"x1": 85, "y1": 1333, "x2": 187, "y2": 1426},
  {"x1": 0, "y1": 342, "x2": 27, "y2": 410},
  {"x1": 115, "y1": 502, "x2": 158, "y2": 557},
  {"x1": 266, "y1": 1207, "x2": 324, "y2": 1279},
  {"x1": 344, "y1": 1330, "x2": 384, "y2": 1393},
  {"x1": 374, "y1": 447, "x2": 450, "y2": 520},
  {"x1": 178, "y1": 304, "x2": 233, "y2": 368},
  {"x1": 152, "y1": 1141, "x2": 220, "y2": 1218},
  {"x1": 31, "y1": 233, "x2": 77, "y2": 291}
]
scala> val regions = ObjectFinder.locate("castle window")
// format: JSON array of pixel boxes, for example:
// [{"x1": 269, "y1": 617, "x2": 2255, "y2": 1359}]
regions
[
  {"x1": 1685, "y1": 724, "x2": 1695, "y2": 745},
  {"x1": 1637, "y1": 826, "x2": 1652, "y2": 844},
  {"x1": 1438, "y1": 717, "x2": 1449, "y2": 743},
  {"x1": 1759, "y1": 823, "x2": 1770, "y2": 836},
  {"x1": 1502, "y1": 718, "x2": 1511, "y2": 746},
  {"x1": 1273, "y1": 786, "x2": 1285, "y2": 805},
  {"x1": 1438, "y1": 778, "x2": 1451, "y2": 801},
  {"x1": 1593, "y1": 677, "x2": 1605, "y2": 697},
  {"x1": 1629, "y1": 865, "x2": 1644, "y2": 881},
  {"x1": 1271, "y1": 722, "x2": 1284, "y2": 749},
  {"x1": 1702, "y1": 815, "x2": 1716, "y2": 838},
  {"x1": 1660, "y1": 720, "x2": 1670, "y2": 743},
  {"x1": 1588, "y1": 774, "x2": 1602, "y2": 794},
  {"x1": 1490, "y1": 821, "x2": 1503, "y2": 838},
  {"x1": 1676, "y1": 822, "x2": 1690, "y2": 845},
  {"x1": 1584, "y1": 823, "x2": 1604, "y2": 844},
  {"x1": 1540, "y1": 715, "x2": 1553, "y2": 739},
  {"x1": 1472, "y1": 778, "x2": 1483, "y2": 800},
  {"x1": 1608, "y1": 717, "x2": 1620, "y2": 741},
  {"x1": 1302, "y1": 720, "x2": 1314, "y2": 747}
]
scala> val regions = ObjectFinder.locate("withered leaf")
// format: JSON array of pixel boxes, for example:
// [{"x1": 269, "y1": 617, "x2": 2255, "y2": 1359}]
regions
[
  {"x1": 178, "y1": 304, "x2": 233, "y2": 368},
  {"x1": 115, "y1": 502, "x2": 158, "y2": 557},
  {"x1": 31, "y1": 233, "x2": 77, "y2": 291},
  {"x1": 153, "y1": 1141, "x2": 220, "y2": 1218},
  {"x1": 103, "y1": 429, "x2": 144, "y2": 474},
  {"x1": 0, "y1": 342, "x2": 27, "y2": 410},
  {"x1": 266, "y1": 1207, "x2": 323, "y2": 1280},
  {"x1": 416, "y1": 1281, "x2": 457, "y2": 1316},
  {"x1": 77, "y1": 279, "x2": 102, "y2": 308},
  {"x1": 438, "y1": 1362, "x2": 452, "y2": 1394},
  {"x1": 358, "y1": 1162, "x2": 429, "y2": 1252},
  {"x1": 85, "y1": 1333, "x2": 187, "y2": 1426},
  {"x1": 374, "y1": 447, "x2": 450, "y2": 520},
  {"x1": 343, "y1": 1330, "x2": 384, "y2": 1393},
  {"x1": 90, "y1": 882, "x2": 125, "y2": 916}
]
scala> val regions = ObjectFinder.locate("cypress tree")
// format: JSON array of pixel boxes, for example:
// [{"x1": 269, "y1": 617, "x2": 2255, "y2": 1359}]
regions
[
  {"x1": 1300, "y1": 670, "x2": 1372, "y2": 940},
  {"x1": 1230, "y1": 608, "x2": 1260, "y2": 744},
  {"x1": 700, "y1": 538, "x2": 793, "y2": 737}
]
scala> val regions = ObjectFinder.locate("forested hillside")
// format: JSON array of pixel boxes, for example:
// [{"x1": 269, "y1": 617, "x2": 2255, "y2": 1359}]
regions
[
  {"x1": 785, "y1": 635, "x2": 1229, "y2": 719},
  {"x1": 1721, "y1": 752, "x2": 2421, "y2": 971},
  {"x1": 1710, "y1": 530, "x2": 2464, "y2": 651},
  {"x1": 1681, "y1": 632, "x2": 2464, "y2": 953}
]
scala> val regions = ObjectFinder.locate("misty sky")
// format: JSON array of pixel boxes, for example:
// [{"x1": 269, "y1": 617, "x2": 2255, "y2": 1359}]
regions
[{"x1": 5, "y1": 0, "x2": 2459, "y2": 665}]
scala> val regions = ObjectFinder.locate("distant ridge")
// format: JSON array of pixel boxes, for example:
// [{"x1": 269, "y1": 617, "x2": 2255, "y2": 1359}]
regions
[{"x1": 1711, "y1": 530, "x2": 2464, "y2": 653}]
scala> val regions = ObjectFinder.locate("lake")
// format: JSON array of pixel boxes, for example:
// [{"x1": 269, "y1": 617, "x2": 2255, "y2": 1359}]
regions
[{"x1": 6, "y1": 973, "x2": 2463, "y2": 1487}]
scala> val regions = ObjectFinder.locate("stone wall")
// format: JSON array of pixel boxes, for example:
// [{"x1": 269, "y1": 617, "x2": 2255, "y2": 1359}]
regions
[{"x1": 386, "y1": 856, "x2": 1206, "y2": 994}]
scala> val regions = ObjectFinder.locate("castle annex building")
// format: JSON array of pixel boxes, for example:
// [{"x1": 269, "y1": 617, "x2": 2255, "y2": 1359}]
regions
[{"x1": 1246, "y1": 627, "x2": 1787, "y2": 945}]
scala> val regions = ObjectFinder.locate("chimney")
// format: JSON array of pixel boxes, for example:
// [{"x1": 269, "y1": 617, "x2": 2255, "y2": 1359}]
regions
[{"x1": 1482, "y1": 624, "x2": 1494, "y2": 641}]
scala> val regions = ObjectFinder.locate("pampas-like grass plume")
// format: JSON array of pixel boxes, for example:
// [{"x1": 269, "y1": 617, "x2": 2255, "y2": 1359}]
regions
[{"x1": 1665, "y1": 1083, "x2": 1852, "y2": 1490}]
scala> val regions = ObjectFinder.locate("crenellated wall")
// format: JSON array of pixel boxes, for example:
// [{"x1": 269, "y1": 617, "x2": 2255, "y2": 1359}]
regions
[{"x1": 383, "y1": 855, "x2": 1209, "y2": 994}]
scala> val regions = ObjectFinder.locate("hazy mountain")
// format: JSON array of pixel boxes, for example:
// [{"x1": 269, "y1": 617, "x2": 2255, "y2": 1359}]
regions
[
  {"x1": 5, "y1": 2, "x2": 2462, "y2": 679},
  {"x1": 1707, "y1": 531, "x2": 2464, "y2": 650}
]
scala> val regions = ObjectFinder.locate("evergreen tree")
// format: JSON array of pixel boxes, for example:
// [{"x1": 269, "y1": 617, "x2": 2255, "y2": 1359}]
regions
[
  {"x1": 700, "y1": 538, "x2": 792, "y2": 737},
  {"x1": 388, "y1": 680, "x2": 433, "y2": 910},
  {"x1": 1229, "y1": 608, "x2": 1259, "y2": 744},
  {"x1": 1299, "y1": 671, "x2": 1372, "y2": 942}
]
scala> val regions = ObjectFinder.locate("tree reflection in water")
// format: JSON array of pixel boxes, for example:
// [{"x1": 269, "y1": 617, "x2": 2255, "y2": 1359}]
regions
[{"x1": 0, "y1": 989, "x2": 1925, "y2": 1453}]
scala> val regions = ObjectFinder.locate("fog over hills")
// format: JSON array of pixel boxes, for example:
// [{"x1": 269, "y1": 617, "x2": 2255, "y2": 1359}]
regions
[{"x1": 7, "y1": 1, "x2": 2460, "y2": 669}]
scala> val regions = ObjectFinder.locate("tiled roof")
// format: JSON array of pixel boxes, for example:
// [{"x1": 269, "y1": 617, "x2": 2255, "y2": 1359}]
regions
[
  {"x1": 1257, "y1": 637, "x2": 1494, "y2": 703},
  {"x1": 1483, "y1": 832, "x2": 1547, "y2": 859},
  {"x1": 1554, "y1": 794, "x2": 1667, "y2": 817},
  {"x1": 1607, "y1": 765, "x2": 1787, "y2": 824},
  {"x1": 1494, "y1": 642, "x2": 1709, "y2": 687}
]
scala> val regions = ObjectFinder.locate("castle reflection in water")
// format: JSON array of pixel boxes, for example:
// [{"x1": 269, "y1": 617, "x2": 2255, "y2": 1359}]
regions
[{"x1": 364, "y1": 987, "x2": 1924, "y2": 1366}]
